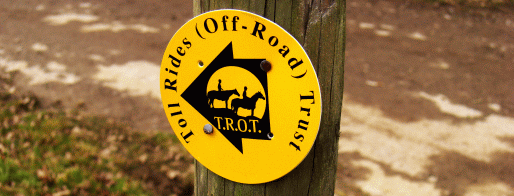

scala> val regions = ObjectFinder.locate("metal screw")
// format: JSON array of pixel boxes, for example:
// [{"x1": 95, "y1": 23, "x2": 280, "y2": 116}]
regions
[
  {"x1": 198, "y1": 60, "x2": 204, "y2": 67},
  {"x1": 260, "y1": 60, "x2": 271, "y2": 72},
  {"x1": 203, "y1": 124, "x2": 213, "y2": 134},
  {"x1": 267, "y1": 132, "x2": 274, "y2": 139}
]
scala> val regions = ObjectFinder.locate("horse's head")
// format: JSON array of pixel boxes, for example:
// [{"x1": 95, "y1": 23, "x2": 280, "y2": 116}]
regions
[
  {"x1": 255, "y1": 91, "x2": 265, "y2": 100},
  {"x1": 233, "y1": 89, "x2": 240, "y2": 96}
]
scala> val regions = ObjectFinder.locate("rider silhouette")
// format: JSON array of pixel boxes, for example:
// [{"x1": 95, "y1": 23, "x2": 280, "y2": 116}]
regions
[
  {"x1": 242, "y1": 86, "x2": 249, "y2": 99},
  {"x1": 218, "y1": 79, "x2": 223, "y2": 91}
]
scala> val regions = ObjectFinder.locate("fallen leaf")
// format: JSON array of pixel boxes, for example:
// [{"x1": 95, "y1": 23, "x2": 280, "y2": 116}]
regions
[
  {"x1": 167, "y1": 170, "x2": 180, "y2": 179},
  {"x1": 37, "y1": 169, "x2": 47, "y2": 179},
  {"x1": 0, "y1": 144, "x2": 8, "y2": 153},
  {"x1": 52, "y1": 189, "x2": 70, "y2": 196},
  {"x1": 138, "y1": 154, "x2": 148, "y2": 163}
]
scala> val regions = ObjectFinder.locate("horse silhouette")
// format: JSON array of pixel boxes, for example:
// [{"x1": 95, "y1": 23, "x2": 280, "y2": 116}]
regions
[
  {"x1": 207, "y1": 89, "x2": 240, "y2": 109},
  {"x1": 231, "y1": 92, "x2": 266, "y2": 117}
]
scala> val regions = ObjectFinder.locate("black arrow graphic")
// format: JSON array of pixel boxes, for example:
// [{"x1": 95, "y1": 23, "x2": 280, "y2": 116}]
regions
[{"x1": 181, "y1": 42, "x2": 271, "y2": 153}]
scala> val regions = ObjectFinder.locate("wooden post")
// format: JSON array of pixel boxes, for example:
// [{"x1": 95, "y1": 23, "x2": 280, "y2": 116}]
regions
[{"x1": 192, "y1": 0, "x2": 345, "y2": 195}]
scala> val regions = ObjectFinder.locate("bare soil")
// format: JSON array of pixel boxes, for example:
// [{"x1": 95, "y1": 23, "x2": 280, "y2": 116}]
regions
[{"x1": 341, "y1": 0, "x2": 514, "y2": 195}]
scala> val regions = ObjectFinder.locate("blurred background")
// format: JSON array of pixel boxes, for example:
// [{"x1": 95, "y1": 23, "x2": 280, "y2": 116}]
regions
[{"x1": 1, "y1": 0, "x2": 514, "y2": 195}]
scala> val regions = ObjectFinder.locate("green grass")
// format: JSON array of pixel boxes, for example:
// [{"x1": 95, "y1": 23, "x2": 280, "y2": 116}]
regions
[{"x1": 0, "y1": 73, "x2": 193, "y2": 195}]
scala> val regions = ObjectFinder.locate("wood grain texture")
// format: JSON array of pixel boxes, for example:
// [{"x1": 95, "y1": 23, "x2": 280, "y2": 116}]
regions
[
  {"x1": 263, "y1": 0, "x2": 275, "y2": 20},
  {"x1": 193, "y1": 0, "x2": 345, "y2": 195},
  {"x1": 274, "y1": 0, "x2": 293, "y2": 32},
  {"x1": 211, "y1": 0, "x2": 232, "y2": 10},
  {"x1": 308, "y1": 2, "x2": 340, "y2": 195},
  {"x1": 233, "y1": 0, "x2": 250, "y2": 10},
  {"x1": 208, "y1": 169, "x2": 225, "y2": 195},
  {"x1": 248, "y1": 0, "x2": 266, "y2": 16},
  {"x1": 195, "y1": 160, "x2": 209, "y2": 195}
]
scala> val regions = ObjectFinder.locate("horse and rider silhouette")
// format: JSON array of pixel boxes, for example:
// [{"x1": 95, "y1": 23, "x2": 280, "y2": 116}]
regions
[
  {"x1": 231, "y1": 89, "x2": 265, "y2": 117},
  {"x1": 207, "y1": 80, "x2": 265, "y2": 117},
  {"x1": 207, "y1": 80, "x2": 240, "y2": 109}
]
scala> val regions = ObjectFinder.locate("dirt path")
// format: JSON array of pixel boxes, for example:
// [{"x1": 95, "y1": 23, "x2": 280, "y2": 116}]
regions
[
  {"x1": 340, "y1": 0, "x2": 514, "y2": 195},
  {"x1": 0, "y1": 0, "x2": 192, "y2": 131},
  {"x1": 1, "y1": 0, "x2": 514, "y2": 196}
]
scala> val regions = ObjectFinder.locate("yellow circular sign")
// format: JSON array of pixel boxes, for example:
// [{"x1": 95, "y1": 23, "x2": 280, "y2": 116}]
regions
[{"x1": 160, "y1": 9, "x2": 321, "y2": 184}]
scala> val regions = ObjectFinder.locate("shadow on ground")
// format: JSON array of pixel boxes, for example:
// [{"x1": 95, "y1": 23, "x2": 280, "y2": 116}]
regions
[
  {"x1": 426, "y1": 149, "x2": 514, "y2": 196},
  {"x1": 337, "y1": 152, "x2": 373, "y2": 196},
  {"x1": 345, "y1": 0, "x2": 514, "y2": 124},
  {"x1": 337, "y1": 135, "x2": 514, "y2": 196}
]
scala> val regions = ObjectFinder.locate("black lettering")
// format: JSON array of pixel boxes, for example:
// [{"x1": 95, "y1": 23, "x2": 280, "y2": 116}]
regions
[
  {"x1": 183, "y1": 37, "x2": 192, "y2": 49},
  {"x1": 279, "y1": 45, "x2": 290, "y2": 57},
  {"x1": 204, "y1": 18, "x2": 218, "y2": 33},
  {"x1": 288, "y1": 58, "x2": 303, "y2": 70},
  {"x1": 289, "y1": 142, "x2": 301, "y2": 151},
  {"x1": 168, "y1": 54, "x2": 181, "y2": 68},
  {"x1": 268, "y1": 36, "x2": 278, "y2": 47},
  {"x1": 181, "y1": 130, "x2": 194, "y2": 143},
  {"x1": 232, "y1": 16, "x2": 239, "y2": 31},
  {"x1": 292, "y1": 69, "x2": 307, "y2": 79},
  {"x1": 298, "y1": 120, "x2": 309, "y2": 130},
  {"x1": 294, "y1": 132, "x2": 304, "y2": 142},
  {"x1": 167, "y1": 104, "x2": 187, "y2": 129},
  {"x1": 195, "y1": 24, "x2": 206, "y2": 39},
  {"x1": 166, "y1": 68, "x2": 178, "y2": 75},
  {"x1": 300, "y1": 107, "x2": 311, "y2": 116},
  {"x1": 222, "y1": 15, "x2": 229, "y2": 31},
  {"x1": 300, "y1": 91, "x2": 315, "y2": 104},
  {"x1": 177, "y1": 47, "x2": 186, "y2": 56},
  {"x1": 164, "y1": 79, "x2": 177, "y2": 91},
  {"x1": 251, "y1": 21, "x2": 266, "y2": 40},
  {"x1": 169, "y1": 110, "x2": 182, "y2": 117},
  {"x1": 168, "y1": 103, "x2": 180, "y2": 108},
  {"x1": 178, "y1": 119, "x2": 187, "y2": 128}
]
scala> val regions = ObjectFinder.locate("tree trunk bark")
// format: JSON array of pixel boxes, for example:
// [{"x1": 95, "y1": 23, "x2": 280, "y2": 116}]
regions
[{"x1": 192, "y1": 0, "x2": 345, "y2": 195}]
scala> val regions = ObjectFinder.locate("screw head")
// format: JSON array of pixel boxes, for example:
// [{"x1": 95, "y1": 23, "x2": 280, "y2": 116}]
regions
[
  {"x1": 203, "y1": 124, "x2": 213, "y2": 134},
  {"x1": 267, "y1": 132, "x2": 274, "y2": 139},
  {"x1": 260, "y1": 60, "x2": 272, "y2": 72}
]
